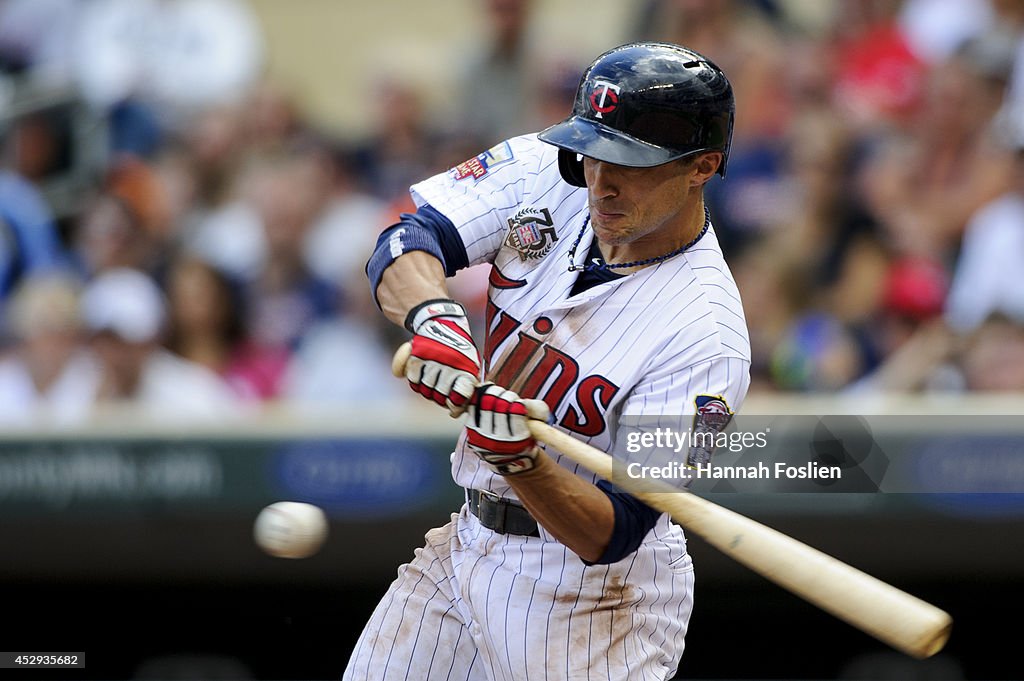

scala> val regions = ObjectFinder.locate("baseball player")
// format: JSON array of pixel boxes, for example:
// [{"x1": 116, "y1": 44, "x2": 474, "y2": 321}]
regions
[{"x1": 346, "y1": 42, "x2": 750, "y2": 680}]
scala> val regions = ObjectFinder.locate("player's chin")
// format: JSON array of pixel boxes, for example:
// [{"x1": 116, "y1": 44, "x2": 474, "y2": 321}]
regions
[
  {"x1": 593, "y1": 229, "x2": 637, "y2": 247},
  {"x1": 591, "y1": 216, "x2": 635, "y2": 243}
]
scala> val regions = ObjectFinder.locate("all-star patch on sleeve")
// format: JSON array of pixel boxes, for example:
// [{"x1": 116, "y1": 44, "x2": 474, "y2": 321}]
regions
[{"x1": 449, "y1": 140, "x2": 516, "y2": 182}]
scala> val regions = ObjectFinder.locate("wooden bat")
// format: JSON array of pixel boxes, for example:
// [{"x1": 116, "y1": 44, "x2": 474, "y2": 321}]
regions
[{"x1": 392, "y1": 343, "x2": 953, "y2": 659}]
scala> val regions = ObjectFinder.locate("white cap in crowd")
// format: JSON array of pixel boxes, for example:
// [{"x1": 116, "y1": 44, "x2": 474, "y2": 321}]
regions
[{"x1": 80, "y1": 268, "x2": 166, "y2": 343}]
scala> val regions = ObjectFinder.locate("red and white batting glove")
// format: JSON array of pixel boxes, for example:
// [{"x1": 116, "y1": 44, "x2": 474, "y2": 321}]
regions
[
  {"x1": 405, "y1": 298, "x2": 483, "y2": 416},
  {"x1": 466, "y1": 384, "x2": 541, "y2": 476}
]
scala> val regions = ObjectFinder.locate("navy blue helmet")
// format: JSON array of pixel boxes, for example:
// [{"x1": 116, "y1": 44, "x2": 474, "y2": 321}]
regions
[{"x1": 538, "y1": 42, "x2": 735, "y2": 187}]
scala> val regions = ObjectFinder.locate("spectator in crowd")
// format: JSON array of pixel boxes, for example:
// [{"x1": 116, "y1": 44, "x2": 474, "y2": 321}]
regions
[
  {"x1": 81, "y1": 267, "x2": 238, "y2": 418},
  {"x1": 876, "y1": 256, "x2": 949, "y2": 355},
  {"x1": 164, "y1": 257, "x2": 290, "y2": 401},
  {"x1": 0, "y1": 0, "x2": 81, "y2": 88},
  {"x1": 0, "y1": 127, "x2": 69, "y2": 315},
  {"x1": 959, "y1": 313, "x2": 1024, "y2": 391},
  {"x1": 898, "y1": 0, "x2": 995, "y2": 66},
  {"x1": 0, "y1": 273, "x2": 97, "y2": 426},
  {"x1": 843, "y1": 320, "x2": 959, "y2": 394},
  {"x1": 71, "y1": 0, "x2": 263, "y2": 154},
  {"x1": 272, "y1": 143, "x2": 407, "y2": 404},
  {"x1": 241, "y1": 145, "x2": 337, "y2": 352},
  {"x1": 179, "y1": 107, "x2": 267, "y2": 281},
  {"x1": 74, "y1": 157, "x2": 170, "y2": 278},
  {"x1": 997, "y1": 0, "x2": 1024, "y2": 105},
  {"x1": 457, "y1": 0, "x2": 536, "y2": 143},
  {"x1": 354, "y1": 78, "x2": 444, "y2": 203},
  {"x1": 531, "y1": 59, "x2": 584, "y2": 130},
  {"x1": 842, "y1": 257, "x2": 955, "y2": 394},
  {"x1": 852, "y1": 312, "x2": 1024, "y2": 394},
  {"x1": 731, "y1": 246, "x2": 807, "y2": 391},
  {"x1": 944, "y1": 109, "x2": 1024, "y2": 332},
  {"x1": 280, "y1": 315, "x2": 408, "y2": 405},
  {"x1": 771, "y1": 312, "x2": 868, "y2": 392},
  {"x1": 301, "y1": 146, "x2": 390, "y2": 307},
  {"x1": 888, "y1": 34, "x2": 1015, "y2": 256},
  {"x1": 830, "y1": 0, "x2": 929, "y2": 132},
  {"x1": 240, "y1": 80, "x2": 304, "y2": 155}
]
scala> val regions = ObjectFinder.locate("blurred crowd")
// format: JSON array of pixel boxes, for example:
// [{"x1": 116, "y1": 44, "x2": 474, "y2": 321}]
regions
[{"x1": 1, "y1": 0, "x2": 1024, "y2": 427}]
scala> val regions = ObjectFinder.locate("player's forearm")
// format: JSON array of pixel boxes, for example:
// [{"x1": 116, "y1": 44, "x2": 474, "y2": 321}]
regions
[
  {"x1": 375, "y1": 251, "x2": 450, "y2": 328},
  {"x1": 505, "y1": 452, "x2": 615, "y2": 563}
]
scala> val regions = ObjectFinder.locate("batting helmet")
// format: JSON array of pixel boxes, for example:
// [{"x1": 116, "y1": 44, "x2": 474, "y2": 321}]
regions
[{"x1": 538, "y1": 42, "x2": 734, "y2": 187}]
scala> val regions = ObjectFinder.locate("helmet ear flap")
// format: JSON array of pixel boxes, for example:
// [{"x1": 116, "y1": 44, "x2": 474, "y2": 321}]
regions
[
  {"x1": 557, "y1": 150, "x2": 587, "y2": 187},
  {"x1": 717, "y1": 118, "x2": 733, "y2": 178}
]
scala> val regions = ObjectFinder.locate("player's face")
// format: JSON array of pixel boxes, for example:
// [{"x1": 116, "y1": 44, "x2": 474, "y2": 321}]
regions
[{"x1": 583, "y1": 157, "x2": 705, "y2": 247}]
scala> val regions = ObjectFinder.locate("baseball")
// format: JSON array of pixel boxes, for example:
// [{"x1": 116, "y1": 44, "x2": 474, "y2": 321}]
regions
[{"x1": 253, "y1": 501, "x2": 328, "y2": 559}]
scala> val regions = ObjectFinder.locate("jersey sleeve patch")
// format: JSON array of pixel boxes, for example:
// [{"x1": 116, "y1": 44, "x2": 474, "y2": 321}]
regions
[
  {"x1": 695, "y1": 394, "x2": 731, "y2": 419},
  {"x1": 504, "y1": 206, "x2": 558, "y2": 260},
  {"x1": 450, "y1": 141, "x2": 515, "y2": 182},
  {"x1": 686, "y1": 394, "x2": 733, "y2": 469}
]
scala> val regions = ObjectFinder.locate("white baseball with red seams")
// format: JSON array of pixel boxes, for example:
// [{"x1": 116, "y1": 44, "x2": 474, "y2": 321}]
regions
[
  {"x1": 253, "y1": 501, "x2": 328, "y2": 559},
  {"x1": 344, "y1": 133, "x2": 751, "y2": 680}
]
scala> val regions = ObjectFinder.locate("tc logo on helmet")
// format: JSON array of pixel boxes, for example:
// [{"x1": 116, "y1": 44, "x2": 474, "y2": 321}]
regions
[{"x1": 589, "y1": 80, "x2": 620, "y2": 119}]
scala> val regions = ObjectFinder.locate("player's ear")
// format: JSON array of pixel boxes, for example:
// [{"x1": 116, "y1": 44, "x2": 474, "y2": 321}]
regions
[{"x1": 690, "y1": 152, "x2": 723, "y2": 187}]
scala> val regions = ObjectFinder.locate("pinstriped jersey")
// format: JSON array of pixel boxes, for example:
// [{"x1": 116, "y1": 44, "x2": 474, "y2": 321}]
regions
[{"x1": 410, "y1": 133, "x2": 751, "y2": 498}]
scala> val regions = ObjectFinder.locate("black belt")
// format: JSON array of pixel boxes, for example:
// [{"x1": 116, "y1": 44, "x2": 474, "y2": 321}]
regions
[{"x1": 466, "y1": 489, "x2": 540, "y2": 537}]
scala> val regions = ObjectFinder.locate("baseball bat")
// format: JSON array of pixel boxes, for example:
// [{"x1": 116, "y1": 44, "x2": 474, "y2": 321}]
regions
[{"x1": 392, "y1": 343, "x2": 952, "y2": 659}]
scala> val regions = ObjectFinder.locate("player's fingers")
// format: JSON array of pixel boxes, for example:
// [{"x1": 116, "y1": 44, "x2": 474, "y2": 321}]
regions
[
  {"x1": 404, "y1": 356, "x2": 424, "y2": 385},
  {"x1": 414, "y1": 381, "x2": 447, "y2": 407},
  {"x1": 468, "y1": 384, "x2": 487, "y2": 427},
  {"x1": 446, "y1": 396, "x2": 469, "y2": 418},
  {"x1": 474, "y1": 404, "x2": 494, "y2": 433},
  {"x1": 405, "y1": 359, "x2": 453, "y2": 410},
  {"x1": 491, "y1": 392, "x2": 513, "y2": 415},
  {"x1": 450, "y1": 374, "x2": 478, "y2": 404},
  {"x1": 492, "y1": 388, "x2": 524, "y2": 436},
  {"x1": 520, "y1": 399, "x2": 551, "y2": 422},
  {"x1": 433, "y1": 367, "x2": 457, "y2": 400},
  {"x1": 446, "y1": 377, "x2": 478, "y2": 417},
  {"x1": 421, "y1": 363, "x2": 443, "y2": 389},
  {"x1": 477, "y1": 386, "x2": 499, "y2": 412}
]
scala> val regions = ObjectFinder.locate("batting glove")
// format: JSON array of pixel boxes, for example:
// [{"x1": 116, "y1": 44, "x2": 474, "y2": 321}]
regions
[
  {"x1": 405, "y1": 298, "x2": 483, "y2": 416},
  {"x1": 466, "y1": 384, "x2": 541, "y2": 476}
]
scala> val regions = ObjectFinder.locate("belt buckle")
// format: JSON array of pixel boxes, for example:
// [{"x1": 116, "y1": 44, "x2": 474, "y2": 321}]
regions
[{"x1": 478, "y1": 489, "x2": 506, "y2": 534}]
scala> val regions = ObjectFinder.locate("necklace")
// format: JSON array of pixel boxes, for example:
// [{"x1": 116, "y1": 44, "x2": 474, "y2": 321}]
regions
[{"x1": 566, "y1": 205, "x2": 711, "y2": 273}]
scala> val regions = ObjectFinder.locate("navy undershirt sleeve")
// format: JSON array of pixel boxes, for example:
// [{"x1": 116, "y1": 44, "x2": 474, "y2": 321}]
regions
[
  {"x1": 583, "y1": 479, "x2": 662, "y2": 565},
  {"x1": 401, "y1": 204, "x2": 469, "y2": 275},
  {"x1": 365, "y1": 203, "x2": 470, "y2": 304}
]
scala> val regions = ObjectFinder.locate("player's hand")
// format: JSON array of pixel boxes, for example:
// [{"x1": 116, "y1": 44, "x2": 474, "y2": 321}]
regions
[
  {"x1": 405, "y1": 299, "x2": 483, "y2": 416},
  {"x1": 466, "y1": 383, "x2": 539, "y2": 475}
]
